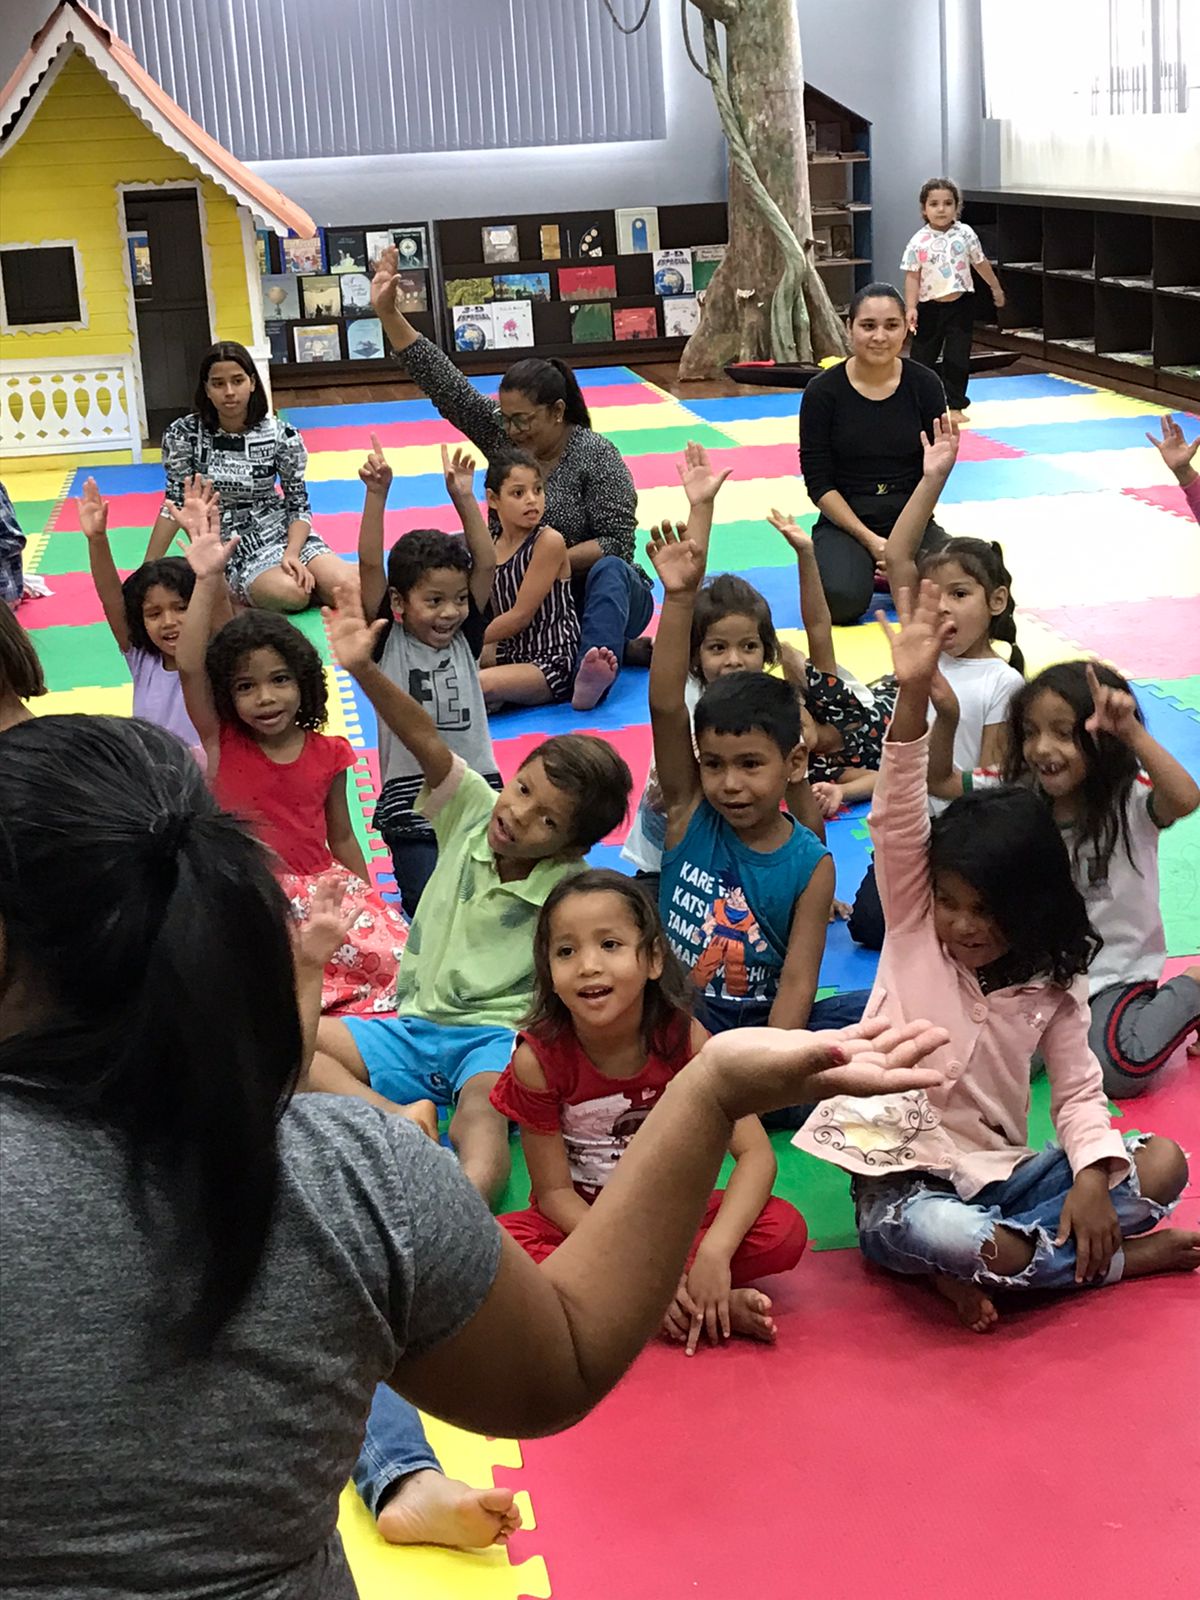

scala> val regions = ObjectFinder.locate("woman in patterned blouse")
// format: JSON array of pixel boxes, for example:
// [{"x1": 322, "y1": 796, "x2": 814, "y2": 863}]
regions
[
  {"x1": 148, "y1": 343, "x2": 351, "y2": 611},
  {"x1": 370, "y1": 248, "x2": 653, "y2": 711}
]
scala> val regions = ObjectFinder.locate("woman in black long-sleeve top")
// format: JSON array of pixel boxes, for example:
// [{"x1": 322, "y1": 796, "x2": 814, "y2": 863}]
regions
[
  {"x1": 800, "y1": 284, "x2": 949, "y2": 625},
  {"x1": 369, "y1": 249, "x2": 653, "y2": 711}
]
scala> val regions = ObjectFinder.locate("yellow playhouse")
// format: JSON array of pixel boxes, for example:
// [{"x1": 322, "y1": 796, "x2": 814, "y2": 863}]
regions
[{"x1": 0, "y1": 0, "x2": 313, "y2": 463}]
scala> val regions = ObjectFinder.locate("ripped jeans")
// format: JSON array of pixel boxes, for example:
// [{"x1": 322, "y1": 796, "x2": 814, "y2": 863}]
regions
[{"x1": 853, "y1": 1135, "x2": 1176, "y2": 1292}]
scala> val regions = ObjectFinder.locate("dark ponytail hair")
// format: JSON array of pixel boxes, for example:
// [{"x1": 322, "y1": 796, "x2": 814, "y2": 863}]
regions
[
  {"x1": 501, "y1": 357, "x2": 591, "y2": 428},
  {"x1": 484, "y1": 446, "x2": 542, "y2": 495},
  {"x1": 0, "y1": 716, "x2": 301, "y2": 1354},
  {"x1": 921, "y1": 536, "x2": 1025, "y2": 675},
  {"x1": 848, "y1": 282, "x2": 907, "y2": 323}
]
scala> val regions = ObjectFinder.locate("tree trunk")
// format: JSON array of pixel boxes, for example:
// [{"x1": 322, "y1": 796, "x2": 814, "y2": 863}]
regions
[{"x1": 678, "y1": 0, "x2": 848, "y2": 378}]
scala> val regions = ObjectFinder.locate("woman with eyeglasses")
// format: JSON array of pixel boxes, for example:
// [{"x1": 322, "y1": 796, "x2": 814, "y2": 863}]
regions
[{"x1": 371, "y1": 248, "x2": 653, "y2": 711}]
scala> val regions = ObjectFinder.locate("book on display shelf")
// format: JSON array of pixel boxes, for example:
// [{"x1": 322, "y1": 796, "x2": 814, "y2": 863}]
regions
[
  {"x1": 282, "y1": 235, "x2": 324, "y2": 274},
  {"x1": 495, "y1": 272, "x2": 551, "y2": 302},
  {"x1": 566, "y1": 221, "x2": 605, "y2": 259},
  {"x1": 613, "y1": 306, "x2": 658, "y2": 340},
  {"x1": 445, "y1": 277, "x2": 496, "y2": 306},
  {"x1": 255, "y1": 229, "x2": 271, "y2": 275},
  {"x1": 364, "y1": 229, "x2": 394, "y2": 269},
  {"x1": 482, "y1": 223, "x2": 521, "y2": 263},
  {"x1": 339, "y1": 273, "x2": 373, "y2": 315},
  {"x1": 392, "y1": 227, "x2": 428, "y2": 269},
  {"x1": 293, "y1": 324, "x2": 342, "y2": 363},
  {"x1": 394, "y1": 271, "x2": 428, "y2": 312},
  {"x1": 615, "y1": 206, "x2": 659, "y2": 253},
  {"x1": 653, "y1": 249, "x2": 694, "y2": 297},
  {"x1": 261, "y1": 275, "x2": 301, "y2": 321},
  {"x1": 492, "y1": 299, "x2": 535, "y2": 348},
  {"x1": 301, "y1": 276, "x2": 342, "y2": 318},
  {"x1": 453, "y1": 304, "x2": 495, "y2": 352},
  {"x1": 570, "y1": 302, "x2": 614, "y2": 343},
  {"x1": 266, "y1": 322, "x2": 291, "y2": 364},
  {"x1": 692, "y1": 246, "x2": 725, "y2": 295},
  {"x1": 663, "y1": 297, "x2": 700, "y2": 337},
  {"x1": 559, "y1": 265, "x2": 617, "y2": 302},
  {"x1": 347, "y1": 317, "x2": 387, "y2": 360},
  {"x1": 539, "y1": 224, "x2": 562, "y2": 260},
  {"x1": 326, "y1": 230, "x2": 368, "y2": 273}
]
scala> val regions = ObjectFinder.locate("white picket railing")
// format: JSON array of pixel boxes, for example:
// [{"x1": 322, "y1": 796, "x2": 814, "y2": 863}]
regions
[{"x1": 0, "y1": 355, "x2": 142, "y2": 461}]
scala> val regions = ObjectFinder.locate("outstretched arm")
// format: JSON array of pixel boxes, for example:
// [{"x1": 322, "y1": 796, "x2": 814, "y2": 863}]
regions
[
  {"x1": 884, "y1": 413, "x2": 959, "y2": 599},
  {"x1": 647, "y1": 524, "x2": 706, "y2": 825},
  {"x1": 326, "y1": 582, "x2": 454, "y2": 789},
  {"x1": 442, "y1": 444, "x2": 496, "y2": 610},
  {"x1": 178, "y1": 523, "x2": 240, "y2": 759},
  {"x1": 1086, "y1": 663, "x2": 1200, "y2": 827},
  {"x1": 78, "y1": 480, "x2": 129, "y2": 651},
  {"x1": 357, "y1": 434, "x2": 393, "y2": 619},
  {"x1": 768, "y1": 510, "x2": 836, "y2": 675}
]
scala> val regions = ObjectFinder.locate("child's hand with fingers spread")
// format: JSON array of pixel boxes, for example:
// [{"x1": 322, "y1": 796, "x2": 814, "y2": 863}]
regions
[
  {"x1": 876, "y1": 580, "x2": 952, "y2": 688},
  {"x1": 441, "y1": 443, "x2": 477, "y2": 502},
  {"x1": 369, "y1": 245, "x2": 402, "y2": 319},
  {"x1": 646, "y1": 521, "x2": 706, "y2": 595},
  {"x1": 1085, "y1": 662, "x2": 1139, "y2": 743},
  {"x1": 766, "y1": 507, "x2": 813, "y2": 555},
  {"x1": 920, "y1": 414, "x2": 960, "y2": 482},
  {"x1": 172, "y1": 474, "x2": 218, "y2": 542},
  {"x1": 325, "y1": 582, "x2": 389, "y2": 674},
  {"x1": 184, "y1": 520, "x2": 239, "y2": 580},
  {"x1": 677, "y1": 440, "x2": 732, "y2": 507},
  {"x1": 77, "y1": 477, "x2": 110, "y2": 541},
  {"x1": 359, "y1": 432, "x2": 393, "y2": 495},
  {"x1": 295, "y1": 875, "x2": 358, "y2": 971},
  {"x1": 1146, "y1": 414, "x2": 1200, "y2": 485}
]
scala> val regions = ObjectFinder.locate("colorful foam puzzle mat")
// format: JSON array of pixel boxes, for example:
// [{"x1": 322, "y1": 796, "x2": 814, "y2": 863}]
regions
[{"x1": 8, "y1": 365, "x2": 1198, "y2": 1598}]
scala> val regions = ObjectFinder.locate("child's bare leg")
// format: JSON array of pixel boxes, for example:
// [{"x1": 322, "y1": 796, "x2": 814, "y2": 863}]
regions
[
  {"x1": 1121, "y1": 1230, "x2": 1200, "y2": 1276},
  {"x1": 448, "y1": 1074, "x2": 511, "y2": 1207},
  {"x1": 935, "y1": 1223, "x2": 1034, "y2": 1333},
  {"x1": 308, "y1": 1020, "x2": 411, "y2": 1115},
  {"x1": 377, "y1": 1472, "x2": 520, "y2": 1549},
  {"x1": 479, "y1": 663, "x2": 552, "y2": 711}
]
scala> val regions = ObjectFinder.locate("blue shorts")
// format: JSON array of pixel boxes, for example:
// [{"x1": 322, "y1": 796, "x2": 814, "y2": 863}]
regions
[{"x1": 342, "y1": 1014, "x2": 514, "y2": 1107}]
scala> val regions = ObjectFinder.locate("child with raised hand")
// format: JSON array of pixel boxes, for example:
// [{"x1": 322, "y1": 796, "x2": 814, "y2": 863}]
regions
[
  {"x1": 475, "y1": 449, "x2": 581, "y2": 710},
  {"x1": 492, "y1": 870, "x2": 807, "y2": 1355},
  {"x1": 647, "y1": 488, "x2": 869, "y2": 1046},
  {"x1": 796, "y1": 582, "x2": 1197, "y2": 1332},
  {"x1": 311, "y1": 581, "x2": 633, "y2": 1204},
  {"x1": 0, "y1": 602, "x2": 46, "y2": 732},
  {"x1": 78, "y1": 473, "x2": 228, "y2": 751},
  {"x1": 928, "y1": 659, "x2": 1200, "y2": 1096},
  {"x1": 902, "y1": 176, "x2": 1006, "y2": 420},
  {"x1": 358, "y1": 433, "x2": 500, "y2": 917},
  {"x1": 767, "y1": 507, "x2": 890, "y2": 820},
  {"x1": 178, "y1": 526, "x2": 406, "y2": 1013},
  {"x1": 1147, "y1": 412, "x2": 1200, "y2": 519}
]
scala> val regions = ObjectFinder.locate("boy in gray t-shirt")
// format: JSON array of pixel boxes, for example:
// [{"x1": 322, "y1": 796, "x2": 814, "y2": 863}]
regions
[{"x1": 358, "y1": 440, "x2": 500, "y2": 916}]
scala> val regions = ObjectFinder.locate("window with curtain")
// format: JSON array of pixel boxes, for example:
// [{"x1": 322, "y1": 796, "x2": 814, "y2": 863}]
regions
[
  {"x1": 93, "y1": 0, "x2": 666, "y2": 160},
  {"x1": 982, "y1": 0, "x2": 1196, "y2": 118}
]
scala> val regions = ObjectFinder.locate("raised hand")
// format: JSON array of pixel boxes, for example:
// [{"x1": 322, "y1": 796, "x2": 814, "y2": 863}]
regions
[
  {"x1": 677, "y1": 440, "x2": 732, "y2": 507},
  {"x1": 767, "y1": 507, "x2": 813, "y2": 555},
  {"x1": 876, "y1": 579, "x2": 952, "y2": 688},
  {"x1": 369, "y1": 243, "x2": 402, "y2": 320},
  {"x1": 1146, "y1": 414, "x2": 1200, "y2": 483},
  {"x1": 441, "y1": 442, "x2": 477, "y2": 502},
  {"x1": 77, "y1": 477, "x2": 109, "y2": 541},
  {"x1": 359, "y1": 432, "x2": 393, "y2": 495},
  {"x1": 920, "y1": 413, "x2": 960, "y2": 482},
  {"x1": 169, "y1": 473, "x2": 219, "y2": 542},
  {"x1": 646, "y1": 520, "x2": 706, "y2": 595},
  {"x1": 325, "y1": 581, "x2": 388, "y2": 675},
  {"x1": 183, "y1": 518, "x2": 238, "y2": 580},
  {"x1": 294, "y1": 875, "x2": 358, "y2": 971},
  {"x1": 1084, "y1": 662, "x2": 1139, "y2": 743}
]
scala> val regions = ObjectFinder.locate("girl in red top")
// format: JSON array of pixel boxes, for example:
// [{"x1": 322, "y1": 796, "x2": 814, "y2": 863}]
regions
[
  {"x1": 178, "y1": 523, "x2": 406, "y2": 1014},
  {"x1": 491, "y1": 869, "x2": 807, "y2": 1355}
]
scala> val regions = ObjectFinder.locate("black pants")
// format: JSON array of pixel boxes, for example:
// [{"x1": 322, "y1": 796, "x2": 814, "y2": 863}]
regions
[
  {"x1": 812, "y1": 491, "x2": 948, "y2": 627},
  {"x1": 911, "y1": 293, "x2": 975, "y2": 411},
  {"x1": 847, "y1": 862, "x2": 885, "y2": 950}
]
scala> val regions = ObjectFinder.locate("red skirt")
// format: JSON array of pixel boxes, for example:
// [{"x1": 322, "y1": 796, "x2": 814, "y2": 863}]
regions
[{"x1": 280, "y1": 869, "x2": 407, "y2": 1016}]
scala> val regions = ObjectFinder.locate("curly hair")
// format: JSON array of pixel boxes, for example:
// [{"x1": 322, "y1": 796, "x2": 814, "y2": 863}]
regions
[
  {"x1": 121, "y1": 558, "x2": 195, "y2": 654},
  {"x1": 524, "y1": 870, "x2": 693, "y2": 1055},
  {"x1": 205, "y1": 612, "x2": 327, "y2": 732}
]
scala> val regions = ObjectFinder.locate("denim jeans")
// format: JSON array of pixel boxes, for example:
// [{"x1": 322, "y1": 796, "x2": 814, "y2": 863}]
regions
[
  {"x1": 572, "y1": 556, "x2": 655, "y2": 676},
  {"x1": 854, "y1": 1134, "x2": 1177, "y2": 1292},
  {"x1": 352, "y1": 1386, "x2": 441, "y2": 1518},
  {"x1": 381, "y1": 834, "x2": 440, "y2": 922}
]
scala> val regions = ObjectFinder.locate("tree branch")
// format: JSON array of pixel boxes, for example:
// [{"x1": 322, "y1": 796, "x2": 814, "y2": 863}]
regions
[{"x1": 688, "y1": 0, "x2": 741, "y2": 22}]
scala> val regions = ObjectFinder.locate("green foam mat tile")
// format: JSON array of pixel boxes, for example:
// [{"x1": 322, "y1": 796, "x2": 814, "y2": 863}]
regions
[
  {"x1": 34, "y1": 527, "x2": 187, "y2": 576},
  {"x1": 1161, "y1": 808, "x2": 1200, "y2": 955},
  {"x1": 1143, "y1": 676, "x2": 1200, "y2": 717},
  {"x1": 633, "y1": 515, "x2": 817, "y2": 580},
  {"x1": 287, "y1": 605, "x2": 333, "y2": 661},
  {"x1": 10, "y1": 499, "x2": 57, "y2": 534},
  {"x1": 32, "y1": 621, "x2": 129, "y2": 689},
  {"x1": 606, "y1": 422, "x2": 738, "y2": 456}
]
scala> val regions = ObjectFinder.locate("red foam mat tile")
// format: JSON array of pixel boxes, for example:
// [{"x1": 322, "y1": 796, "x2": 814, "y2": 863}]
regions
[{"x1": 1122, "y1": 483, "x2": 1200, "y2": 521}]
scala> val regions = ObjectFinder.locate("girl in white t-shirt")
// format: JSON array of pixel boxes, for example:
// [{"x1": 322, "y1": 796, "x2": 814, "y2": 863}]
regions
[{"x1": 930, "y1": 660, "x2": 1200, "y2": 1097}]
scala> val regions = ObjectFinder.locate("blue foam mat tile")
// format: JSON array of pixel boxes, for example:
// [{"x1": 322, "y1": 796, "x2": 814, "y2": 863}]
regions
[
  {"x1": 308, "y1": 470, "x2": 448, "y2": 515},
  {"x1": 686, "y1": 393, "x2": 804, "y2": 422},
  {"x1": 936, "y1": 455, "x2": 1103, "y2": 502},
  {"x1": 979, "y1": 413, "x2": 1199, "y2": 456},
  {"x1": 1135, "y1": 688, "x2": 1200, "y2": 772},
  {"x1": 818, "y1": 917, "x2": 881, "y2": 993},
  {"x1": 487, "y1": 664, "x2": 653, "y2": 739},
  {"x1": 65, "y1": 462, "x2": 167, "y2": 495},
  {"x1": 281, "y1": 398, "x2": 455, "y2": 428},
  {"x1": 967, "y1": 372, "x2": 1096, "y2": 401}
]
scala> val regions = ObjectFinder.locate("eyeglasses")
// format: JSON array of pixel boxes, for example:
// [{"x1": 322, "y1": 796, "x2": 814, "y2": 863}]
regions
[{"x1": 501, "y1": 409, "x2": 539, "y2": 433}]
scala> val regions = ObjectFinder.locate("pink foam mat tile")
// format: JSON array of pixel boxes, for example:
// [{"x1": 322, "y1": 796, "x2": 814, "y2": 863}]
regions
[
  {"x1": 948, "y1": 429, "x2": 1026, "y2": 462},
  {"x1": 298, "y1": 419, "x2": 472, "y2": 453},
  {"x1": 53, "y1": 491, "x2": 164, "y2": 533},
  {"x1": 1028, "y1": 599, "x2": 1200, "y2": 679},
  {"x1": 13, "y1": 571, "x2": 107, "y2": 630},
  {"x1": 626, "y1": 441, "x2": 801, "y2": 492},
  {"x1": 503, "y1": 1245, "x2": 1200, "y2": 1600},
  {"x1": 314, "y1": 506, "x2": 470, "y2": 554},
  {"x1": 491, "y1": 723, "x2": 652, "y2": 846},
  {"x1": 1122, "y1": 482, "x2": 1200, "y2": 520}
]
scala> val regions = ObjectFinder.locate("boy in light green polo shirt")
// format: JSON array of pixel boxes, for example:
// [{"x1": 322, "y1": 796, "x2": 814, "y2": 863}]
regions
[{"x1": 311, "y1": 584, "x2": 633, "y2": 1203}]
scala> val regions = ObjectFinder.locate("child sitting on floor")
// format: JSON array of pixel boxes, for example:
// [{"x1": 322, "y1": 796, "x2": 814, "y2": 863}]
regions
[
  {"x1": 647, "y1": 487, "x2": 869, "y2": 1046},
  {"x1": 0, "y1": 602, "x2": 46, "y2": 732},
  {"x1": 178, "y1": 526, "x2": 406, "y2": 1014},
  {"x1": 492, "y1": 869, "x2": 808, "y2": 1355},
  {"x1": 358, "y1": 434, "x2": 500, "y2": 918},
  {"x1": 78, "y1": 474, "x2": 230, "y2": 752},
  {"x1": 308, "y1": 582, "x2": 632, "y2": 1204},
  {"x1": 796, "y1": 581, "x2": 1196, "y2": 1332},
  {"x1": 928, "y1": 659, "x2": 1200, "y2": 1097},
  {"x1": 477, "y1": 449, "x2": 580, "y2": 710}
]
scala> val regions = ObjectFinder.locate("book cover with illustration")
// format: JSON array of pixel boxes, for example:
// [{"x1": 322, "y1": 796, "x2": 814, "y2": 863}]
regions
[
  {"x1": 255, "y1": 229, "x2": 271, "y2": 275},
  {"x1": 692, "y1": 244, "x2": 726, "y2": 295},
  {"x1": 539, "y1": 224, "x2": 562, "y2": 259},
  {"x1": 445, "y1": 277, "x2": 496, "y2": 306},
  {"x1": 492, "y1": 300, "x2": 535, "y2": 348},
  {"x1": 566, "y1": 221, "x2": 605, "y2": 259},
  {"x1": 392, "y1": 227, "x2": 428, "y2": 269},
  {"x1": 663, "y1": 297, "x2": 701, "y2": 337},
  {"x1": 495, "y1": 272, "x2": 551, "y2": 302},
  {"x1": 570, "y1": 302, "x2": 614, "y2": 343},
  {"x1": 558, "y1": 265, "x2": 617, "y2": 302},
  {"x1": 453, "y1": 305, "x2": 495, "y2": 352},
  {"x1": 301, "y1": 275, "x2": 342, "y2": 319},
  {"x1": 482, "y1": 223, "x2": 520, "y2": 263},
  {"x1": 364, "y1": 229, "x2": 394, "y2": 268},
  {"x1": 326, "y1": 230, "x2": 367, "y2": 273},
  {"x1": 339, "y1": 273, "x2": 373, "y2": 315},
  {"x1": 613, "y1": 306, "x2": 658, "y2": 341},
  {"x1": 653, "y1": 249, "x2": 694, "y2": 297},
  {"x1": 615, "y1": 207, "x2": 659, "y2": 254},
  {"x1": 266, "y1": 322, "x2": 291, "y2": 364},
  {"x1": 282, "y1": 235, "x2": 324, "y2": 275},
  {"x1": 294, "y1": 324, "x2": 342, "y2": 363},
  {"x1": 347, "y1": 317, "x2": 386, "y2": 360},
  {"x1": 395, "y1": 271, "x2": 428, "y2": 311},
  {"x1": 261, "y1": 275, "x2": 300, "y2": 322}
]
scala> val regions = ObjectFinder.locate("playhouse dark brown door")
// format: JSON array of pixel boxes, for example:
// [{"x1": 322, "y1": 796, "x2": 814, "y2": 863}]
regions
[{"x1": 123, "y1": 189, "x2": 213, "y2": 440}]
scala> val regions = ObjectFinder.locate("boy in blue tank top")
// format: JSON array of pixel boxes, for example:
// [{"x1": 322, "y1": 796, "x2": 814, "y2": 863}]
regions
[{"x1": 647, "y1": 461, "x2": 869, "y2": 1040}]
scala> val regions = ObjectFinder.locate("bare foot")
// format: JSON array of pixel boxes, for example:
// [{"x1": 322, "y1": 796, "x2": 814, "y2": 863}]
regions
[
  {"x1": 571, "y1": 646, "x2": 619, "y2": 711},
  {"x1": 933, "y1": 1272, "x2": 999, "y2": 1332},
  {"x1": 727, "y1": 1287, "x2": 777, "y2": 1345},
  {"x1": 1122, "y1": 1228, "x2": 1200, "y2": 1278},
  {"x1": 393, "y1": 1099, "x2": 439, "y2": 1141},
  {"x1": 377, "y1": 1470, "x2": 521, "y2": 1549}
]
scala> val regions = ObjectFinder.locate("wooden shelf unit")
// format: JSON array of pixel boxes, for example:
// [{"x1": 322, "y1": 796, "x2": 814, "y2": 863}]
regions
[{"x1": 962, "y1": 189, "x2": 1200, "y2": 401}]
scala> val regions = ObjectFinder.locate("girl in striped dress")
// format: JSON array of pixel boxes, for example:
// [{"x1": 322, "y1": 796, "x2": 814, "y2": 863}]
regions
[{"x1": 476, "y1": 449, "x2": 581, "y2": 709}]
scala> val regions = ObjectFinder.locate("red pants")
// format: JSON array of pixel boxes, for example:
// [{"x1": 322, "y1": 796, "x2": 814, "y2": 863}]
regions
[{"x1": 500, "y1": 1192, "x2": 808, "y2": 1283}]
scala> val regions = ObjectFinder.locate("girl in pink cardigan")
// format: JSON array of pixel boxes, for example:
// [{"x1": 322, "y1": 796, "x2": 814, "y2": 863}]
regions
[{"x1": 796, "y1": 582, "x2": 1197, "y2": 1332}]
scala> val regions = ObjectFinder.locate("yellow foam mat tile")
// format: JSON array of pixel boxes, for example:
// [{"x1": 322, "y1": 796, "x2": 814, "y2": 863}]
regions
[
  {"x1": 305, "y1": 444, "x2": 447, "y2": 482},
  {"x1": 940, "y1": 492, "x2": 1200, "y2": 607},
  {"x1": 324, "y1": 664, "x2": 364, "y2": 745},
  {"x1": 1035, "y1": 447, "x2": 1178, "y2": 491},
  {"x1": 1010, "y1": 614, "x2": 1092, "y2": 675},
  {"x1": 964, "y1": 392, "x2": 1170, "y2": 430},
  {"x1": 21, "y1": 531, "x2": 49, "y2": 573},
  {"x1": 31, "y1": 685, "x2": 134, "y2": 718},
  {"x1": 774, "y1": 623, "x2": 895, "y2": 685},
  {"x1": 340, "y1": 1418, "x2": 549, "y2": 1600},
  {"x1": 714, "y1": 416, "x2": 799, "y2": 448},
  {"x1": 589, "y1": 400, "x2": 718, "y2": 434},
  {"x1": 0, "y1": 466, "x2": 73, "y2": 500},
  {"x1": 636, "y1": 475, "x2": 810, "y2": 529}
]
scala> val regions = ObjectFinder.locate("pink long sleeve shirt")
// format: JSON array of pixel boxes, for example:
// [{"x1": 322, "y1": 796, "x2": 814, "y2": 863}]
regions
[
  {"x1": 1184, "y1": 474, "x2": 1200, "y2": 522},
  {"x1": 795, "y1": 733, "x2": 1130, "y2": 1198}
]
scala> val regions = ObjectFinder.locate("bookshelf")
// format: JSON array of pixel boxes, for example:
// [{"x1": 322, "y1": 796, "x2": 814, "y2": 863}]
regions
[{"x1": 962, "y1": 189, "x2": 1200, "y2": 402}]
